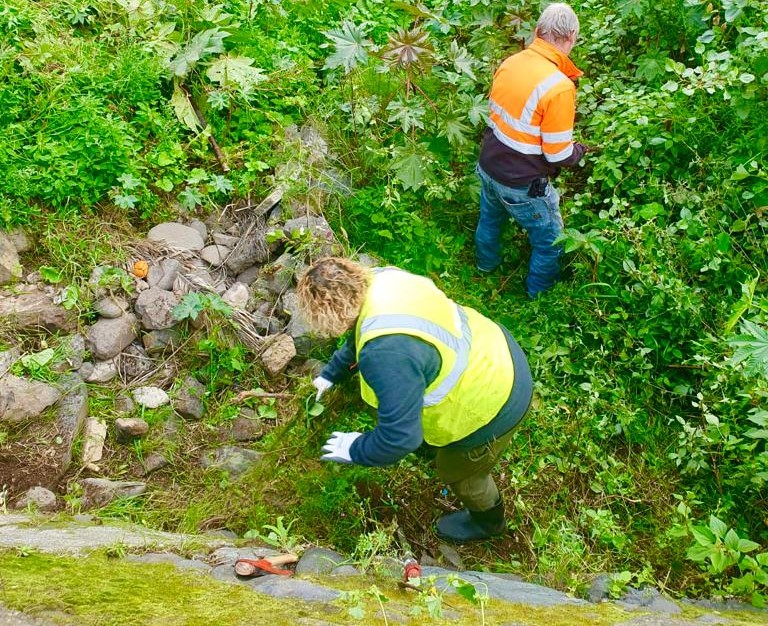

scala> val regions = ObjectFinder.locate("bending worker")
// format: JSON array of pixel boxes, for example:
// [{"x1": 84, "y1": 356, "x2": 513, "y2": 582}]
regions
[
  {"x1": 297, "y1": 257, "x2": 533, "y2": 543},
  {"x1": 475, "y1": 2, "x2": 586, "y2": 297}
]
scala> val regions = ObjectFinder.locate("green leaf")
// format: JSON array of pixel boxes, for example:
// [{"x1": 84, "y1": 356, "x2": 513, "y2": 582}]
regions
[
  {"x1": 437, "y1": 112, "x2": 470, "y2": 146},
  {"x1": 724, "y1": 275, "x2": 758, "y2": 334},
  {"x1": 709, "y1": 516, "x2": 728, "y2": 539},
  {"x1": 168, "y1": 28, "x2": 229, "y2": 77},
  {"x1": 686, "y1": 543, "x2": 713, "y2": 563},
  {"x1": 445, "y1": 40, "x2": 477, "y2": 81},
  {"x1": 691, "y1": 524, "x2": 716, "y2": 546},
  {"x1": 323, "y1": 21, "x2": 371, "y2": 74},
  {"x1": 307, "y1": 402, "x2": 325, "y2": 417},
  {"x1": 171, "y1": 83, "x2": 202, "y2": 133},
  {"x1": 386, "y1": 97, "x2": 426, "y2": 133},
  {"x1": 728, "y1": 319, "x2": 768, "y2": 378},
  {"x1": 452, "y1": 580, "x2": 478, "y2": 604},
  {"x1": 738, "y1": 538, "x2": 761, "y2": 553},
  {"x1": 39, "y1": 266, "x2": 63, "y2": 284},
  {"x1": 725, "y1": 528, "x2": 741, "y2": 551},
  {"x1": 206, "y1": 55, "x2": 267, "y2": 90},
  {"x1": 710, "y1": 549, "x2": 728, "y2": 574},
  {"x1": 20, "y1": 348, "x2": 55, "y2": 370},
  {"x1": 391, "y1": 148, "x2": 427, "y2": 191}
]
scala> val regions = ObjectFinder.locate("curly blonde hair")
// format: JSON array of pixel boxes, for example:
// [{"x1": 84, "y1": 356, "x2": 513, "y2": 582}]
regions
[{"x1": 296, "y1": 257, "x2": 371, "y2": 337}]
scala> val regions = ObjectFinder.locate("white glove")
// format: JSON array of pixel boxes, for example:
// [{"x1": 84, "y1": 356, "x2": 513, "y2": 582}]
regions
[
  {"x1": 312, "y1": 376, "x2": 333, "y2": 401},
  {"x1": 321, "y1": 431, "x2": 362, "y2": 463}
]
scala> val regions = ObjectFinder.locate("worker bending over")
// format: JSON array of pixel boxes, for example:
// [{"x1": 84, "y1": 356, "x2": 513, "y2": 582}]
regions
[{"x1": 297, "y1": 257, "x2": 533, "y2": 543}]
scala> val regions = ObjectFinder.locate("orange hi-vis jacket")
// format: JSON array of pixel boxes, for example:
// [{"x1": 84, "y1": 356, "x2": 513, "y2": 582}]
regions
[{"x1": 488, "y1": 38, "x2": 583, "y2": 164}]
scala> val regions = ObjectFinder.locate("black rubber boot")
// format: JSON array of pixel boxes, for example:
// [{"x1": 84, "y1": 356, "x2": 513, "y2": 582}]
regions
[{"x1": 436, "y1": 500, "x2": 505, "y2": 543}]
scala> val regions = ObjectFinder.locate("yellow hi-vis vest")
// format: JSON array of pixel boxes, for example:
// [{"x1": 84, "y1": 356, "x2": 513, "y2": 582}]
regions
[{"x1": 355, "y1": 268, "x2": 515, "y2": 447}]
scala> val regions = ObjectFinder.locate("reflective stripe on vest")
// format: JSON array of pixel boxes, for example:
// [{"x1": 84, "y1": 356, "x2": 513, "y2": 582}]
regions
[
  {"x1": 489, "y1": 69, "x2": 570, "y2": 158},
  {"x1": 359, "y1": 306, "x2": 472, "y2": 407}
]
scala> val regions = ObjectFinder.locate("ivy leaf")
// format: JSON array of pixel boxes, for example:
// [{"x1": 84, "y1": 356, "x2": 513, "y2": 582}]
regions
[
  {"x1": 391, "y1": 147, "x2": 427, "y2": 191},
  {"x1": 206, "y1": 55, "x2": 267, "y2": 90},
  {"x1": 728, "y1": 319, "x2": 768, "y2": 378},
  {"x1": 635, "y1": 55, "x2": 666, "y2": 82},
  {"x1": 168, "y1": 27, "x2": 229, "y2": 77},
  {"x1": 323, "y1": 21, "x2": 372, "y2": 74},
  {"x1": 452, "y1": 580, "x2": 478, "y2": 604},
  {"x1": 386, "y1": 97, "x2": 426, "y2": 133}
]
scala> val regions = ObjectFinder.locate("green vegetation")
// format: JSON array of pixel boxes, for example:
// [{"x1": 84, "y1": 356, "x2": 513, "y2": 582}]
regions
[{"x1": 1, "y1": 0, "x2": 767, "y2": 608}]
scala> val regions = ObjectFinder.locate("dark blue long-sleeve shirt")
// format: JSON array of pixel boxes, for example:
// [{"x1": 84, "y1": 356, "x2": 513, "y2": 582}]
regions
[{"x1": 320, "y1": 325, "x2": 532, "y2": 467}]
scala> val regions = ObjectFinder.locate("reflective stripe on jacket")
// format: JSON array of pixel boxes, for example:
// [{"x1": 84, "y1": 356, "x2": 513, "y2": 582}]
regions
[
  {"x1": 488, "y1": 38, "x2": 582, "y2": 163},
  {"x1": 355, "y1": 268, "x2": 515, "y2": 447}
]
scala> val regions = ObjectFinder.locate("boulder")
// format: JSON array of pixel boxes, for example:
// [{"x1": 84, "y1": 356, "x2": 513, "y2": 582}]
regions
[
  {"x1": 173, "y1": 376, "x2": 206, "y2": 420},
  {"x1": 0, "y1": 286, "x2": 76, "y2": 332},
  {"x1": 13, "y1": 487, "x2": 57, "y2": 512},
  {"x1": 93, "y1": 296, "x2": 129, "y2": 319},
  {"x1": 0, "y1": 346, "x2": 20, "y2": 378},
  {"x1": 147, "y1": 258, "x2": 181, "y2": 291},
  {"x1": 142, "y1": 329, "x2": 179, "y2": 356},
  {"x1": 56, "y1": 374, "x2": 88, "y2": 470},
  {"x1": 147, "y1": 222, "x2": 204, "y2": 251},
  {"x1": 7, "y1": 228, "x2": 32, "y2": 254},
  {"x1": 80, "y1": 359, "x2": 118, "y2": 384},
  {"x1": 199, "y1": 446, "x2": 263, "y2": 477},
  {"x1": 0, "y1": 374, "x2": 61, "y2": 423},
  {"x1": 79, "y1": 478, "x2": 146, "y2": 509},
  {"x1": 0, "y1": 231, "x2": 22, "y2": 285},
  {"x1": 224, "y1": 232, "x2": 269, "y2": 275},
  {"x1": 132, "y1": 386, "x2": 170, "y2": 409},
  {"x1": 134, "y1": 287, "x2": 181, "y2": 330},
  {"x1": 200, "y1": 244, "x2": 231, "y2": 267},
  {"x1": 222, "y1": 282, "x2": 249, "y2": 309},
  {"x1": 86, "y1": 313, "x2": 138, "y2": 360},
  {"x1": 81, "y1": 418, "x2": 107, "y2": 469},
  {"x1": 260, "y1": 334, "x2": 296, "y2": 375},
  {"x1": 186, "y1": 219, "x2": 208, "y2": 241}
]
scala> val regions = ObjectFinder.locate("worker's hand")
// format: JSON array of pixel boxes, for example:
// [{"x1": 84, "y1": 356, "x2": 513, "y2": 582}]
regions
[
  {"x1": 312, "y1": 376, "x2": 333, "y2": 401},
  {"x1": 321, "y1": 431, "x2": 362, "y2": 464}
]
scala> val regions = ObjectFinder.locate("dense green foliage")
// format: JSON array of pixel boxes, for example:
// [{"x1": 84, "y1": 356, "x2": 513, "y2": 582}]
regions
[{"x1": 2, "y1": 0, "x2": 767, "y2": 605}]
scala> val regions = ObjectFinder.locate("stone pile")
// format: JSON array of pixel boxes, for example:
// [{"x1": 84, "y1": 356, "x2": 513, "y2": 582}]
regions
[{"x1": 0, "y1": 126, "x2": 355, "y2": 511}]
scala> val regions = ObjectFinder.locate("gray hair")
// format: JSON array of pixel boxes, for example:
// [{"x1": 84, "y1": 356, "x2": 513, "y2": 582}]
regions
[{"x1": 536, "y1": 3, "x2": 579, "y2": 43}]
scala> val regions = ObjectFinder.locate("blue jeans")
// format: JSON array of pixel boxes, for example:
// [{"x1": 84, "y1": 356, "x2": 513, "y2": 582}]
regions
[{"x1": 475, "y1": 165, "x2": 563, "y2": 298}]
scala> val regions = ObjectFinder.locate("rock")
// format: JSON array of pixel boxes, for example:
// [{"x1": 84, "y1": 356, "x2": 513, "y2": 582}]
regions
[
  {"x1": 118, "y1": 343, "x2": 154, "y2": 382},
  {"x1": 251, "y1": 186, "x2": 284, "y2": 218},
  {"x1": 199, "y1": 446, "x2": 263, "y2": 477},
  {"x1": 132, "y1": 386, "x2": 170, "y2": 409},
  {"x1": 137, "y1": 452, "x2": 168, "y2": 477},
  {"x1": 93, "y1": 296, "x2": 129, "y2": 319},
  {"x1": 357, "y1": 253, "x2": 380, "y2": 268},
  {"x1": 7, "y1": 228, "x2": 32, "y2": 253},
  {"x1": 134, "y1": 287, "x2": 181, "y2": 330},
  {"x1": 86, "y1": 314, "x2": 138, "y2": 360},
  {"x1": 0, "y1": 231, "x2": 22, "y2": 285},
  {"x1": 295, "y1": 547, "x2": 346, "y2": 575},
  {"x1": 173, "y1": 376, "x2": 206, "y2": 420},
  {"x1": 187, "y1": 219, "x2": 208, "y2": 241},
  {"x1": 13, "y1": 487, "x2": 57, "y2": 512},
  {"x1": 81, "y1": 359, "x2": 118, "y2": 383},
  {"x1": 224, "y1": 231, "x2": 269, "y2": 275},
  {"x1": 79, "y1": 478, "x2": 146, "y2": 509},
  {"x1": 280, "y1": 291, "x2": 311, "y2": 338},
  {"x1": 147, "y1": 258, "x2": 181, "y2": 291},
  {"x1": 142, "y1": 329, "x2": 179, "y2": 356},
  {"x1": 437, "y1": 543, "x2": 464, "y2": 569},
  {"x1": 212, "y1": 233, "x2": 240, "y2": 248},
  {"x1": 115, "y1": 417, "x2": 149, "y2": 442},
  {"x1": 235, "y1": 265, "x2": 261, "y2": 286},
  {"x1": 260, "y1": 334, "x2": 296, "y2": 375},
  {"x1": 115, "y1": 394, "x2": 134, "y2": 414},
  {"x1": 260, "y1": 253, "x2": 303, "y2": 296},
  {"x1": 224, "y1": 415, "x2": 267, "y2": 442},
  {"x1": 588, "y1": 573, "x2": 613, "y2": 603},
  {"x1": 0, "y1": 375, "x2": 61, "y2": 424},
  {"x1": 330, "y1": 565, "x2": 360, "y2": 577},
  {"x1": 56, "y1": 374, "x2": 88, "y2": 470},
  {"x1": 81, "y1": 418, "x2": 107, "y2": 469},
  {"x1": 50, "y1": 334, "x2": 86, "y2": 373},
  {"x1": 0, "y1": 286, "x2": 76, "y2": 332},
  {"x1": 420, "y1": 567, "x2": 586, "y2": 607},
  {"x1": 280, "y1": 215, "x2": 335, "y2": 248},
  {"x1": 246, "y1": 577, "x2": 340, "y2": 603},
  {"x1": 617, "y1": 586, "x2": 682, "y2": 614},
  {"x1": 222, "y1": 282, "x2": 249, "y2": 309},
  {"x1": 200, "y1": 244, "x2": 231, "y2": 267},
  {"x1": 147, "y1": 222, "x2": 205, "y2": 251},
  {"x1": 299, "y1": 125, "x2": 329, "y2": 163},
  {"x1": 0, "y1": 346, "x2": 20, "y2": 378}
]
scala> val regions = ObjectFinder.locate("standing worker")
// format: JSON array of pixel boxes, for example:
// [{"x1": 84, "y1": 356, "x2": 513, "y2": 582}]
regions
[
  {"x1": 475, "y1": 3, "x2": 586, "y2": 297},
  {"x1": 297, "y1": 257, "x2": 533, "y2": 543}
]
